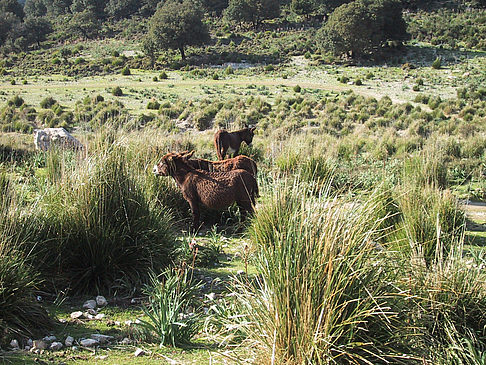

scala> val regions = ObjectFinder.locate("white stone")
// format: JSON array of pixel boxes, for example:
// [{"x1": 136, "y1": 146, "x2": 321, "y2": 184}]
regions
[
  {"x1": 10, "y1": 339, "x2": 19, "y2": 349},
  {"x1": 83, "y1": 300, "x2": 97, "y2": 310},
  {"x1": 80, "y1": 339, "x2": 99, "y2": 347},
  {"x1": 120, "y1": 337, "x2": 130, "y2": 345},
  {"x1": 95, "y1": 313, "x2": 105, "y2": 320},
  {"x1": 134, "y1": 348, "x2": 145, "y2": 357},
  {"x1": 86, "y1": 308, "x2": 97, "y2": 315},
  {"x1": 96, "y1": 296, "x2": 108, "y2": 307},
  {"x1": 33, "y1": 128, "x2": 84, "y2": 152},
  {"x1": 70, "y1": 311, "x2": 84, "y2": 319},
  {"x1": 43, "y1": 335, "x2": 56, "y2": 343},
  {"x1": 50, "y1": 342, "x2": 63, "y2": 351},
  {"x1": 65, "y1": 336, "x2": 74, "y2": 347},
  {"x1": 90, "y1": 334, "x2": 114, "y2": 344},
  {"x1": 24, "y1": 346, "x2": 31, "y2": 351}
]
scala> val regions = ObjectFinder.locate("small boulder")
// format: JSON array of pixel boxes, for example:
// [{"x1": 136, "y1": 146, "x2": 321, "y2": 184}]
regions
[
  {"x1": 43, "y1": 335, "x2": 57, "y2": 343},
  {"x1": 86, "y1": 308, "x2": 98, "y2": 316},
  {"x1": 90, "y1": 334, "x2": 114, "y2": 344},
  {"x1": 120, "y1": 337, "x2": 131, "y2": 345},
  {"x1": 50, "y1": 342, "x2": 63, "y2": 351},
  {"x1": 83, "y1": 300, "x2": 97, "y2": 310},
  {"x1": 70, "y1": 311, "x2": 84, "y2": 319},
  {"x1": 10, "y1": 339, "x2": 19, "y2": 349},
  {"x1": 95, "y1": 313, "x2": 105, "y2": 320},
  {"x1": 65, "y1": 336, "x2": 74, "y2": 347},
  {"x1": 134, "y1": 348, "x2": 145, "y2": 357},
  {"x1": 80, "y1": 338, "x2": 99, "y2": 347},
  {"x1": 96, "y1": 296, "x2": 108, "y2": 307}
]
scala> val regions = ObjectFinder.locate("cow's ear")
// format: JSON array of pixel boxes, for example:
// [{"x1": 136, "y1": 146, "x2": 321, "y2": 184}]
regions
[
  {"x1": 184, "y1": 150, "x2": 195, "y2": 160},
  {"x1": 250, "y1": 126, "x2": 256, "y2": 132}
]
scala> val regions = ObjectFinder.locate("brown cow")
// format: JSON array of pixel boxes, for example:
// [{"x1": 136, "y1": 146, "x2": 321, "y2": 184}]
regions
[
  {"x1": 153, "y1": 151, "x2": 258, "y2": 230},
  {"x1": 181, "y1": 151, "x2": 258, "y2": 177},
  {"x1": 214, "y1": 127, "x2": 256, "y2": 160}
]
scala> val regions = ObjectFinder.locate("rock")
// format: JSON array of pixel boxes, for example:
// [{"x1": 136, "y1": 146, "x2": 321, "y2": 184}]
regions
[
  {"x1": 59, "y1": 318, "x2": 67, "y2": 324},
  {"x1": 50, "y1": 342, "x2": 63, "y2": 351},
  {"x1": 65, "y1": 336, "x2": 74, "y2": 347},
  {"x1": 120, "y1": 337, "x2": 130, "y2": 345},
  {"x1": 27, "y1": 339, "x2": 33, "y2": 347},
  {"x1": 80, "y1": 339, "x2": 99, "y2": 347},
  {"x1": 43, "y1": 335, "x2": 57, "y2": 343},
  {"x1": 124, "y1": 320, "x2": 133, "y2": 326},
  {"x1": 86, "y1": 308, "x2": 97, "y2": 316},
  {"x1": 90, "y1": 334, "x2": 114, "y2": 344},
  {"x1": 134, "y1": 319, "x2": 141, "y2": 324},
  {"x1": 95, "y1": 313, "x2": 105, "y2": 320},
  {"x1": 70, "y1": 311, "x2": 84, "y2": 319},
  {"x1": 10, "y1": 339, "x2": 19, "y2": 349},
  {"x1": 83, "y1": 300, "x2": 97, "y2": 310},
  {"x1": 34, "y1": 128, "x2": 84, "y2": 152},
  {"x1": 96, "y1": 296, "x2": 108, "y2": 307},
  {"x1": 134, "y1": 348, "x2": 145, "y2": 357},
  {"x1": 24, "y1": 346, "x2": 31, "y2": 351},
  {"x1": 32, "y1": 340, "x2": 48, "y2": 350}
]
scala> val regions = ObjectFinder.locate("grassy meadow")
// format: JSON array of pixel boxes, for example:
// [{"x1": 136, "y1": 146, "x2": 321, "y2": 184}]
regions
[{"x1": 1, "y1": 6, "x2": 486, "y2": 365}]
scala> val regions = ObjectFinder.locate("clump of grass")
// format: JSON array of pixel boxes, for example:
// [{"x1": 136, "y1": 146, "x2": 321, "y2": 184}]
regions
[
  {"x1": 237, "y1": 177, "x2": 411, "y2": 363},
  {"x1": 112, "y1": 86, "x2": 123, "y2": 96},
  {"x1": 121, "y1": 66, "x2": 131, "y2": 75},
  {"x1": 137, "y1": 269, "x2": 203, "y2": 347},
  {"x1": 19, "y1": 141, "x2": 175, "y2": 294}
]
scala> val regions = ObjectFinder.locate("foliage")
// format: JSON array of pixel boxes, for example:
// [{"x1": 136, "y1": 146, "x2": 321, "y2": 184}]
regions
[
  {"x1": 145, "y1": 0, "x2": 210, "y2": 59},
  {"x1": 138, "y1": 269, "x2": 203, "y2": 347},
  {"x1": 316, "y1": 0, "x2": 409, "y2": 58},
  {"x1": 224, "y1": 0, "x2": 280, "y2": 27}
]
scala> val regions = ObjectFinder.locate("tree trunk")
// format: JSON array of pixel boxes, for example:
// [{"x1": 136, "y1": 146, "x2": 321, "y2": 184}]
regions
[{"x1": 179, "y1": 46, "x2": 185, "y2": 60}]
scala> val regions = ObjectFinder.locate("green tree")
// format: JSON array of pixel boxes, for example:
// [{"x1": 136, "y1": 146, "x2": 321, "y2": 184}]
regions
[
  {"x1": 224, "y1": 0, "x2": 280, "y2": 27},
  {"x1": 24, "y1": 0, "x2": 48, "y2": 17},
  {"x1": 0, "y1": 0, "x2": 25, "y2": 20},
  {"x1": 66, "y1": 9, "x2": 101, "y2": 39},
  {"x1": 70, "y1": 0, "x2": 106, "y2": 18},
  {"x1": 105, "y1": 0, "x2": 140, "y2": 19},
  {"x1": 316, "y1": 0, "x2": 408, "y2": 58},
  {"x1": 291, "y1": 0, "x2": 317, "y2": 17},
  {"x1": 0, "y1": 12, "x2": 20, "y2": 47},
  {"x1": 145, "y1": 0, "x2": 210, "y2": 59},
  {"x1": 22, "y1": 17, "x2": 53, "y2": 47}
]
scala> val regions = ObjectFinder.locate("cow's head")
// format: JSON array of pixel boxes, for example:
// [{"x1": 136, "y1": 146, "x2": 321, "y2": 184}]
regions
[
  {"x1": 153, "y1": 151, "x2": 194, "y2": 176},
  {"x1": 242, "y1": 126, "x2": 256, "y2": 145}
]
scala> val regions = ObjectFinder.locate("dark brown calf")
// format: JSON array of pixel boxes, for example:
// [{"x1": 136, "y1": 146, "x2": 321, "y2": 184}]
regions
[
  {"x1": 153, "y1": 151, "x2": 258, "y2": 230},
  {"x1": 182, "y1": 151, "x2": 257, "y2": 177},
  {"x1": 214, "y1": 127, "x2": 256, "y2": 160}
]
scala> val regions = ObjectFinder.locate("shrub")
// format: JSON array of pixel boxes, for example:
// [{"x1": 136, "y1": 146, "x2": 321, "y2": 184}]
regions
[
  {"x1": 224, "y1": 65, "x2": 234, "y2": 75},
  {"x1": 355, "y1": 78, "x2": 362, "y2": 86},
  {"x1": 10, "y1": 79, "x2": 16, "y2": 85},
  {"x1": 264, "y1": 64, "x2": 275, "y2": 72},
  {"x1": 52, "y1": 58, "x2": 61, "y2": 65},
  {"x1": 293, "y1": 85, "x2": 301, "y2": 93},
  {"x1": 7, "y1": 95, "x2": 24, "y2": 108},
  {"x1": 20, "y1": 144, "x2": 176, "y2": 294},
  {"x1": 147, "y1": 100, "x2": 161, "y2": 110},
  {"x1": 121, "y1": 66, "x2": 131, "y2": 75},
  {"x1": 137, "y1": 269, "x2": 202, "y2": 346},
  {"x1": 74, "y1": 57, "x2": 85, "y2": 65},
  {"x1": 432, "y1": 57, "x2": 442, "y2": 69},
  {"x1": 240, "y1": 178, "x2": 412, "y2": 363},
  {"x1": 112, "y1": 86, "x2": 123, "y2": 96},
  {"x1": 40, "y1": 97, "x2": 57, "y2": 109},
  {"x1": 159, "y1": 71, "x2": 168, "y2": 79}
]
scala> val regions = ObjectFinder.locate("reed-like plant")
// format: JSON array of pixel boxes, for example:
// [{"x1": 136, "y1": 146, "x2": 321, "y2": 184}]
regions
[
  {"x1": 138, "y1": 269, "x2": 203, "y2": 347},
  {"x1": 19, "y1": 140, "x2": 176, "y2": 294},
  {"x1": 238, "y1": 177, "x2": 413, "y2": 363}
]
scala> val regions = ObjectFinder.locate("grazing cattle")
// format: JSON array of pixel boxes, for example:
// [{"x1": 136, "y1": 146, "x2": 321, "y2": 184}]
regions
[
  {"x1": 181, "y1": 151, "x2": 258, "y2": 177},
  {"x1": 153, "y1": 151, "x2": 258, "y2": 230},
  {"x1": 214, "y1": 126, "x2": 256, "y2": 160},
  {"x1": 34, "y1": 128, "x2": 84, "y2": 151}
]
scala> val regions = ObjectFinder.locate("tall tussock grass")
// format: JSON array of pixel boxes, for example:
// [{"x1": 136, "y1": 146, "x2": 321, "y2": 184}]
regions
[
  {"x1": 0, "y1": 184, "x2": 52, "y2": 343},
  {"x1": 240, "y1": 178, "x2": 412, "y2": 364},
  {"x1": 15, "y1": 139, "x2": 175, "y2": 295}
]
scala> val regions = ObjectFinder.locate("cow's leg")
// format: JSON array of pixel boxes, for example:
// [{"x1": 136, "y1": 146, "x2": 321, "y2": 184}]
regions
[{"x1": 188, "y1": 200, "x2": 201, "y2": 231}]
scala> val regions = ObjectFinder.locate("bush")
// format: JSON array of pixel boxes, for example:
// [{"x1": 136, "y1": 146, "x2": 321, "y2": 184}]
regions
[
  {"x1": 112, "y1": 86, "x2": 123, "y2": 96},
  {"x1": 19, "y1": 145, "x2": 176, "y2": 294},
  {"x1": 121, "y1": 66, "x2": 131, "y2": 75},
  {"x1": 432, "y1": 57, "x2": 442, "y2": 69},
  {"x1": 40, "y1": 97, "x2": 57, "y2": 109},
  {"x1": 355, "y1": 78, "x2": 362, "y2": 86},
  {"x1": 137, "y1": 269, "x2": 202, "y2": 346},
  {"x1": 147, "y1": 100, "x2": 161, "y2": 110},
  {"x1": 293, "y1": 85, "x2": 301, "y2": 93},
  {"x1": 159, "y1": 71, "x2": 168, "y2": 79},
  {"x1": 240, "y1": 178, "x2": 412, "y2": 363},
  {"x1": 7, "y1": 95, "x2": 24, "y2": 108}
]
